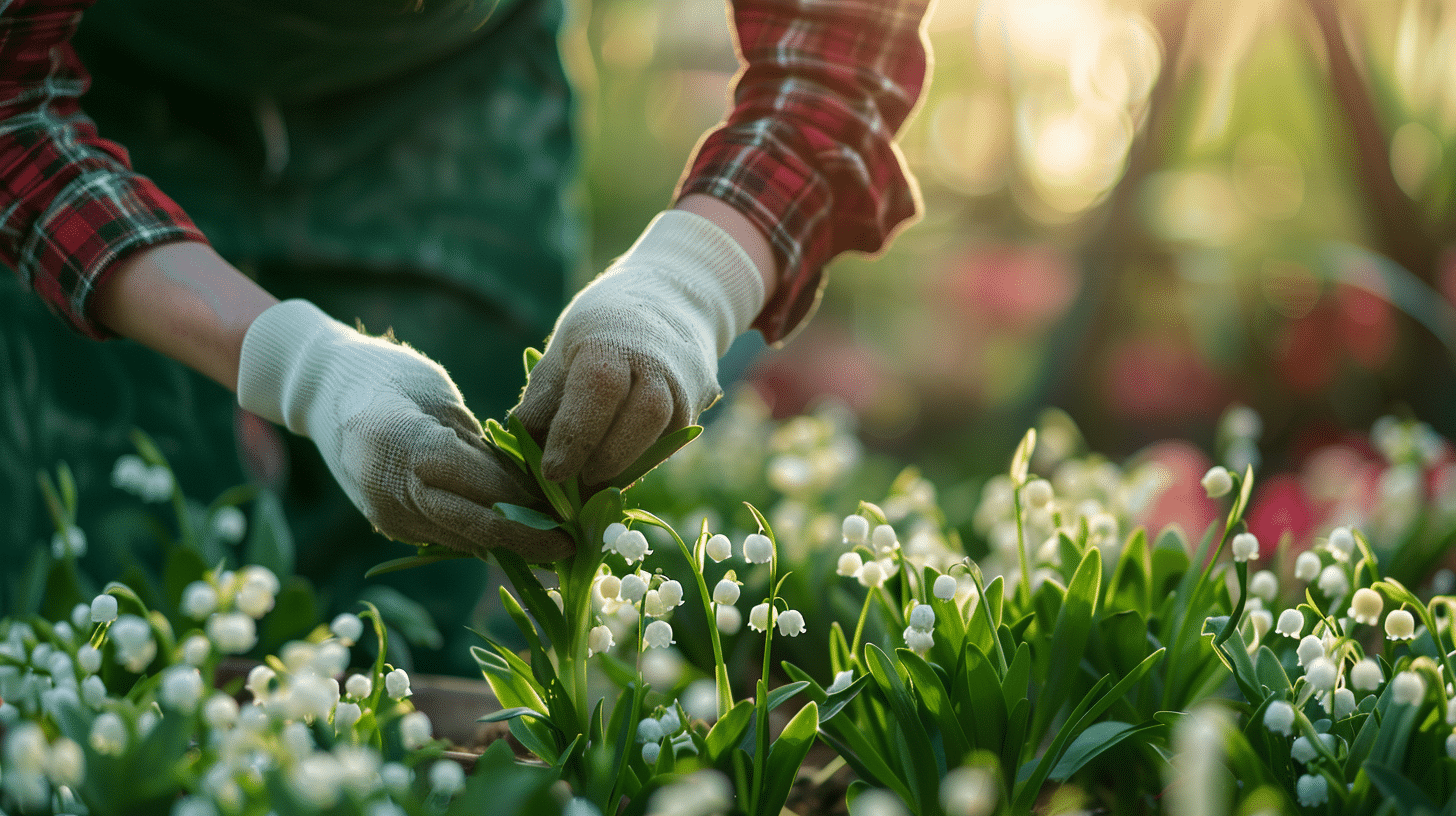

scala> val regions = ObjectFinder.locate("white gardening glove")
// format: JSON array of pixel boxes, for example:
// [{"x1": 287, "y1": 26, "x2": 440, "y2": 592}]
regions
[
  {"x1": 237, "y1": 299, "x2": 573, "y2": 562},
  {"x1": 515, "y1": 210, "x2": 766, "y2": 484}
]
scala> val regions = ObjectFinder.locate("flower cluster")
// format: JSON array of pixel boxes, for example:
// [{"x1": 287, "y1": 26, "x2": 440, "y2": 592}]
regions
[{"x1": 0, "y1": 568, "x2": 463, "y2": 816}]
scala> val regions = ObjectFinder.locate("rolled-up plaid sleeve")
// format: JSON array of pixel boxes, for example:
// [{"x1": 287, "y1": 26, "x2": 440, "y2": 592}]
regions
[
  {"x1": 676, "y1": 0, "x2": 930, "y2": 344},
  {"x1": 0, "y1": 0, "x2": 207, "y2": 339}
]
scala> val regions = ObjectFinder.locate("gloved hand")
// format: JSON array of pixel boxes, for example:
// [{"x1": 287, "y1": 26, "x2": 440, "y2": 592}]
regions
[
  {"x1": 237, "y1": 299, "x2": 573, "y2": 563},
  {"x1": 515, "y1": 209, "x2": 766, "y2": 484}
]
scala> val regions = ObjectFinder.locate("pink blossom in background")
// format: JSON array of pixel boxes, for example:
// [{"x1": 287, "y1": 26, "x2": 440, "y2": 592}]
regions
[
  {"x1": 940, "y1": 244, "x2": 1078, "y2": 334},
  {"x1": 1103, "y1": 335, "x2": 1231, "y2": 422},
  {"x1": 1246, "y1": 474, "x2": 1319, "y2": 556},
  {"x1": 1130, "y1": 440, "x2": 1219, "y2": 543}
]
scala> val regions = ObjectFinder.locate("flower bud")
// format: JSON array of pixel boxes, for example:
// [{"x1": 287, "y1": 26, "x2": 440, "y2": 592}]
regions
[
  {"x1": 161, "y1": 666, "x2": 205, "y2": 712},
  {"x1": 1327, "y1": 527, "x2": 1356, "y2": 560},
  {"x1": 1351, "y1": 658, "x2": 1382, "y2": 691},
  {"x1": 90, "y1": 594, "x2": 118, "y2": 623},
  {"x1": 206, "y1": 612, "x2": 257, "y2": 655},
  {"x1": 748, "y1": 602, "x2": 772, "y2": 633},
  {"x1": 1317, "y1": 565, "x2": 1349, "y2": 598},
  {"x1": 856, "y1": 561, "x2": 886, "y2": 589},
  {"x1": 1296, "y1": 774, "x2": 1327, "y2": 807},
  {"x1": 908, "y1": 603, "x2": 936, "y2": 632},
  {"x1": 1392, "y1": 670, "x2": 1426, "y2": 705},
  {"x1": 1294, "y1": 551, "x2": 1321, "y2": 582},
  {"x1": 1231, "y1": 532, "x2": 1259, "y2": 562},
  {"x1": 1385, "y1": 609, "x2": 1417, "y2": 641},
  {"x1": 743, "y1": 534, "x2": 774, "y2": 564},
  {"x1": 1201, "y1": 466, "x2": 1233, "y2": 498},
  {"x1": 713, "y1": 578, "x2": 740, "y2": 606},
  {"x1": 430, "y1": 759, "x2": 465, "y2": 797},
  {"x1": 330, "y1": 613, "x2": 365, "y2": 646},
  {"x1": 618, "y1": 573, "x2": 649, "y2": 604},
  {"x1": 842, "y1": 515, "x2": 870, "y2": 546},
  {"x1": 903, "y1": 627, "x2": 934, "y2": 654},
  {"x1": 716, "y1": 604, "x2": 742, "y2": 635},
  {"x1": 871, "y1": 525, "x2": 898, "y2": 555},
  {"x1": 777, "y1": 609, "x2": 806, "y2": 637},
  {"x1": 399, "y1": 711, "x2": 432, "y2": 750},
  {"x1": 657, "y1": 580, "x2": 685, "y2": 608},
  {"x1": 933, "y1": 574, "x2": 958, "y2": 600},
  {"x1": 385, "y1": 668, "x2": 412, "y2": 699},
  {"x1": 705, "y1": 534, "x2": 732, "y2": 562},
  {"x1": 827, "y1": 670, "x2": 854, "y2": 695},
  {"x1": 1264, "y1": 701, "x2": 1296, "y2": 736},
  {"x1": 588, "y1": 625, "x2": 615, "y2": 656},
  {"x1": 1349, "y1": 588, "x2": 1383, "y2": 626},
  {"x1": 1249, "y1": 570, "x2": 1278, "y2": 603},
  {"x1": 1275, "y1": 608, "x2": 1304, "y2": 638},
  {"x1": 1296, "y1": 635, "x2": 1324, "y2": 667},
  {"x1": 1024, "y1": 478, "x2": 1054, "y2": 508},
  {"x1": 643, "y1": 620, "x2": 675, "y2": 649}
]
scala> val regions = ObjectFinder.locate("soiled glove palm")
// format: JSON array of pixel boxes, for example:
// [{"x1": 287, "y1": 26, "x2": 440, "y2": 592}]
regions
[
  {"x1": 515, "y1": 210, "x2": 766, "y2": 484},
  {"x1": 238, "y1": 299, "x2": 572, "y2": 563}
]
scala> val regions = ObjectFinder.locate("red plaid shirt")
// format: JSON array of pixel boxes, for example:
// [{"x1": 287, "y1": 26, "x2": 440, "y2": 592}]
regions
[{"x1": 1, "y1": 0, "x2": 928, "y2": 343}]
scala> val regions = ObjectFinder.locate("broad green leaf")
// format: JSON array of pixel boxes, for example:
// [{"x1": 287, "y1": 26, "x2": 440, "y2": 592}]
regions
[
  {"x1": 817, "y1": 720, "x2": 916, "y2": 805},
  {"x1": 899, "y1": 649, "x2": 970, "y2": 764},
  {"x1": 705, "y1": 700, "x2": 755, "y2": 763},
  {"x1": 509, "y1": 716, "x2": 560, "y2": 764},
  {"x1": 766, "y1": 681, "x2": 811, "y2": 712},
  {"x1": 1364, "y1": 762, "x2": 1437, "y2": 813},
  {"x1": 491, "y1": 549, "x2": 567, "y2": 648},
  {"x1": 506, "y1": 413, "x2": 573, "y2": 520},
  {"x1": 865, "y1": 644, "x2": 939, "y2": 812},
  {"x1": 493, "y1": 502, "x2": 563, "y2": 530},
  {"x1": 1002, "y1": 642, "x2": 1032, "y2": 711},
  {"x1": 1033, "y1": 547, "x2": 1100, "y2": 743},
  {"x1": 609, "y1": 425, "x2": 703, "y2": 490},
  {"x1": 523, "y1": 346, "x2": 543, "y2": 375},
  {"x1": 759, "y1": 702, "x2": 819, "y2": 816},
  {"x1": 1048, "y1": 721, "x2": 1151, "y2": 782},
  {"x1": 498, "y1": 587, "x2": 558, "y2": 696}
]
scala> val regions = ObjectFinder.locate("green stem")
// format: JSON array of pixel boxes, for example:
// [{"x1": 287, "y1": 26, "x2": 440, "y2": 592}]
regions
[
  {"x1": 849, "y1": 586, "x2": 874, "y2": 667},
  {"x1": 1012, "y1": 484, "x2": 1032, "y2": 606}
]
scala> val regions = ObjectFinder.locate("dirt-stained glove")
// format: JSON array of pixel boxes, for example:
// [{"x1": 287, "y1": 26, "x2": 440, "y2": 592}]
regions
[
  {"x1": 237, "y1": 299, "x2": 573, "y2": 563},
  {"x1": 515, "y1": 209, "x2": 766, "y2": 484}
]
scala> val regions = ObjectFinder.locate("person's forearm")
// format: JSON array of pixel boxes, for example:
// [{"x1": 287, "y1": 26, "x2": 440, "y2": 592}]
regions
[
  {"x1": 676, "y1": 193, "x2": 779, "y2": 303},
  {"x1": 91, "y1": 241, "x2": 279, "y2": 393}
]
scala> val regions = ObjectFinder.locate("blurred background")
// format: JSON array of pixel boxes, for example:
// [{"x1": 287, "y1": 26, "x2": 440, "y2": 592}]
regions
[{"x1": 576, "y1": 0, "x2": 1456, "y2": 490}]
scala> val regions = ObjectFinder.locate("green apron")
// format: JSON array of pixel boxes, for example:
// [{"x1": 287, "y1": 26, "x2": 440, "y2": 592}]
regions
[{"x1": 1, "y1": 0, "x2": 582, "y2": 675}]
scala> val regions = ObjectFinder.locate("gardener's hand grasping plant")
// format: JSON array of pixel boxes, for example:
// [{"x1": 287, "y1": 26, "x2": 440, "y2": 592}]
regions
[
  {"x1": 237, "y1": 299, "x2": 573, "y2": 562},
  {"x1": 514, "y1": 197, "x2": 775, "y2": 485}
]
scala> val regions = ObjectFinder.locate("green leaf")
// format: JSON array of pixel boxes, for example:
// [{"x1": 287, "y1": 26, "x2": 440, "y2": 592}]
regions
[
  {"x1": 479, "y1": 706, "x2": 556, "y2": 730},
  {"x1": 491, "y1": 549, "x2": 567, "y2": 648},
  {"x1": 759, "y1": 702, "x2": 819, "y2": 816},
  {"x1": 506, "y1": 413, "x2": 573, "y2": 521},
  {"x1": 523, "y1": 346, "x2": 543, "y2": 376},
  {"x1": 493, "y1": 502, "x2": 563, "y2": 530},
  {"x1": 766, "y1": 681, "x2": 811, "y2": 712},
  {"x1": 865, "y1": 644, "x2": 939, "y2": 813},
  {"x1": 705, "y1": 700, "x2": 755, "y2": 763},
  {"x1": 364, "y1": 546, "x2": 471, "y2": 578},
  {"x1": 1364, "y1": 762, "x2": 1437, "y2": 813},
  {"x1": 898, "y1": 649, "x2": 970, "y2": 765},
  {"x1": 1048, "y1": 721, "x2": 1150, "y2": 782},
  {"x1": 244, "y1": 489, "x2": 295, "y2": 579},
  {"x1": 1002, "y1": 642, "x2": 1032, "y2": 711},
  {"x1": 609, "y1": 424, "x2": 703, "y2": 490},
  {"x1": 360, "y1": 584, "x2": 443, "y2": 650},
  {"x1": 1033, "y1": 547, "x2": 1101, "y2": 743}
]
